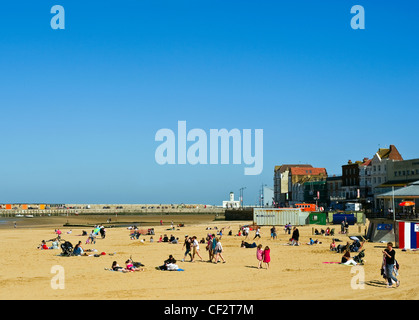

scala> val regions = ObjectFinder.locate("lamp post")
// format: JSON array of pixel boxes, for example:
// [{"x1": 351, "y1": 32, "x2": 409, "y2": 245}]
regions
[
  {"x1": 239, "y1": 187, "x2": 246, "y2": 209},
  {"x1": 392, "y1": 186, "x2": 395, "y2": 221}
]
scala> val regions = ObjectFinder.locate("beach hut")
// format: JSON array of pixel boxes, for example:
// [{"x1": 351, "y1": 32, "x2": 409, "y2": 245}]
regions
[
  {"x1": 396, "y1": 221, "x2": 419, "y2": 250},
  {"x1": 366, "y1": 219, "x2": 419, "y2": 249},
  {"x1": 308, "y1": 212, "x2": 327, "y2": 225},
  {"x1": 332, "y1": 213, "x2": 357, "y2": 225}
]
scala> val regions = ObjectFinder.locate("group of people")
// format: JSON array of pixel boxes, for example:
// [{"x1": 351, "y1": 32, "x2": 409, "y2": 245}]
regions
[
  {"x1": 86, "y1": 225, "x2": 106, "y2": 244},
  {"x1": 182, "y1": 234, "x2": 226, "y2": 264},
  {"x1": 256, "y1": 244, "x2": 271, "y2": 269},
  {"x1": 43, "y1": 220, "x2": 402, "y2": 289},
  {"x1": 314, "y1": 227, "x2": 334, "y2": 236},
  {"x1": 38, "y1": 239, "x2": 59, "y2": 250},
  {"x1": 156, "y1": 234, "x2": 179, "y2": 244}
]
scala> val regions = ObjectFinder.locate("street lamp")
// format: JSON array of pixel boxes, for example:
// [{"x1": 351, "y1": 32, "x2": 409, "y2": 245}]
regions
[{"x1": 239, "y1": 187, "x2": 246, "y2": 209}]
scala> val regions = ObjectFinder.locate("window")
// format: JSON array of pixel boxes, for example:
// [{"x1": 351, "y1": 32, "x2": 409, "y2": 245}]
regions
[{"x1": 395, "y1": 171, "x2": 398, "y2": 177}]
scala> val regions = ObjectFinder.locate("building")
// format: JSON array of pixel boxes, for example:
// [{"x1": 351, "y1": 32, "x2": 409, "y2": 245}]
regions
[
  {"x1": 287, "y1": 167, "x2": 328, "y2": 206},
  {"x1": 222, "y1": 192, "x2": 240, "y2": 209},
  {"x1": 376, "y1": 180, "x2": 419, "y2": 218},
  {"x1": 262, "y1": 186, "x2": 274, "y2": 207},
  {"x1": 387, "y1": 158, "x2": 419, "y2": 185},
  {"x1": 303, "y1": 180, "x2": 328, "y2": 208},
  {"x1": 341, "y1": 158, "x2": 372, "y2": 205},
  {"x1": 341, "y1": 160, "x2": 361, "y2": 201},
  {"x1": 370, "y1": 145, "x2": 403, "y2": 209},
  {"x1": 326, "y1": 175, "x2": 345, "y2": 210},
  {"x1": 273, "y1": 164, "x2": 313, "y2": 206}
]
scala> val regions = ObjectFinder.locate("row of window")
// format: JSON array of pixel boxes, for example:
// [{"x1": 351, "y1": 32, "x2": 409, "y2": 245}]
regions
[{"x1": 394, "y1": 169, "x2": 419, "y2": 177}]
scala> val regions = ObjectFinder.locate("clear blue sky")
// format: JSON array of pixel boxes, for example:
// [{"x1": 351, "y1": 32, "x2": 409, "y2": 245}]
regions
[{"x1": 1, "y1": 1, "x2": 418, "y2": 205}]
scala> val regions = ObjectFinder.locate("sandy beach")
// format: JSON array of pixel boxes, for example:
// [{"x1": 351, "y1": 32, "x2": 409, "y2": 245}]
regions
[{"x1": 0, "y1": 215, "x2": 418, "y2": 300}]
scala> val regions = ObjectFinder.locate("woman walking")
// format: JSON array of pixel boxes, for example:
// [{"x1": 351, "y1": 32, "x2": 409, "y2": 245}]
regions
[
  {"x1": 214, "y1": 238, "x2": 226, "y2": 264},
  {"x1": 192, "y1": 236, "x2": 203, "y2": 262},
  {"x1": 383, "y1": 242, "x2": 400, "y2": 288}
]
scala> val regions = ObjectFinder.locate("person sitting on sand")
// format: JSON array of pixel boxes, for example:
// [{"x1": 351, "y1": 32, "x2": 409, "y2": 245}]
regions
[
  {"x1": 158, "y1": 255, "x2": 177, "y2": 270},
  {"x1": 38, "y1": 240, "x2": 49, "y2": 250},
  {"x1": 341, "y1": 249, "x2": 357, "y2": 266},
  {"x1": 73, "y1": 242, "x2": 84, "y2": 256},
  {"x1": 330, "y1": 239, "x2": 337, "y2": 251},
  {"x1": 325, "y1": 227, "x2": 330, "y2": 236},
  {"x1": 125, "y1": 259, "x2": 144, "y2": 271},
  {"x1": 111, "y1": 261, "x2": 128, "y2": 273}
]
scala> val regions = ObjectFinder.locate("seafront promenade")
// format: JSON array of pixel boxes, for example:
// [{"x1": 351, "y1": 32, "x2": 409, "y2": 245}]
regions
[{"x1": 0, "y1": 203, "x2": 225, "y2": 217}]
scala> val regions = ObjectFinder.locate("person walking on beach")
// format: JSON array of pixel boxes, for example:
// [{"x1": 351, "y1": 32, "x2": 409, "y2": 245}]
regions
[
  {"x1": 263, "y1": 246, "x2": 271, "y2": 269},
  {"x1": 256, "y1": 244, "x2": 264, "y2": 269},
  {"x1": 291, "y1": 227, "x2": 299, "y2": 246},
  {"x1": 214, "y1": 238, "x2": 226, "y2": 264},
  {"x1": 182, "y1": 236, "x2": 192, "y2": 262},
  {"x1": 206, "y1": 235, "x2": 214, "y2": 262},
  {"x1": 191, "y1": 236, "x2": 203, "y2": 262},
  {"x1": 270, "y1": 226, "x2": 277, "y2": 240},
  {"x1": 253, "y1": 227, "x2": 261, "y2": 240},
  {"x1": 383, "y1": 242, "x2": 400, "y2": 288}
]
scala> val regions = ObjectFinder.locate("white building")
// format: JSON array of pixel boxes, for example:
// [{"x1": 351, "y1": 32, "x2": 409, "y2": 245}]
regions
[
  {"x1": 222, "y1": 192, "x2": 240, "y2": 209},
  {"x1": 370, "y1": 145, "x2": 403, "y2": 209}
]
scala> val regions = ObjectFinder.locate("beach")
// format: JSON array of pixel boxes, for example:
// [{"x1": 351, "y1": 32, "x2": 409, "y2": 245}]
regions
[{"x1": 0, "y1": 215, "x2": 418, "y2": 300}]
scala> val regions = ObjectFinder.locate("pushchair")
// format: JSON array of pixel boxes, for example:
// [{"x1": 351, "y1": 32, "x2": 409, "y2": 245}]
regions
[
  {"x1": 353, "y1": 249, "x2": 365, "y2": 265},
  {"x1": 60, "y1": 241, "x2": 74, "y2": 256}
]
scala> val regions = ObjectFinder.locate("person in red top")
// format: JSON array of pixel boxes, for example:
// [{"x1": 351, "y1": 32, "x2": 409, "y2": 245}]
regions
[{"x1": 38, "y1": 240, "x2": 49, "y2": 250}]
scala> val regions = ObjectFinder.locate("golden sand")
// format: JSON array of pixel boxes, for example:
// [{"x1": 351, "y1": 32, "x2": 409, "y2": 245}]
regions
[{"x1": 0, "y1": 215, "x2": 418, "y2": 300}]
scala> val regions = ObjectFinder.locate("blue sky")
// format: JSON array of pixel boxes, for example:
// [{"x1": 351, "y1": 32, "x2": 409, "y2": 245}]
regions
[{"x1": 1, "y1": 1, "x2": 418, "y2": 205}]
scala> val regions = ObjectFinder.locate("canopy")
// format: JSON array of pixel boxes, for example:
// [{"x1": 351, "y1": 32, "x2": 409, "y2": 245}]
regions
[{"x1": 399, "y1": 201, "x2": 415, "y2": 207}]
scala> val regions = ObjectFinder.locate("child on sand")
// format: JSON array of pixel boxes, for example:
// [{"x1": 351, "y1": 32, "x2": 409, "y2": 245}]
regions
[
  {"x1": 263, "y1": 246, "x2": 270, "y2": 269},
  {"x1": 256, "y1": 244, "x2": 264, "y2": 269}
]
